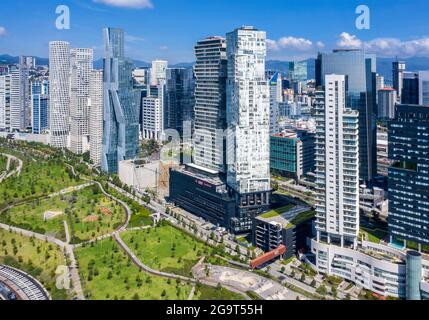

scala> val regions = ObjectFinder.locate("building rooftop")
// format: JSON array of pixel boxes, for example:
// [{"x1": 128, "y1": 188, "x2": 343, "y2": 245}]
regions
[{"x1": 256, "y1": 205, "x2": 314, "y2": 229}]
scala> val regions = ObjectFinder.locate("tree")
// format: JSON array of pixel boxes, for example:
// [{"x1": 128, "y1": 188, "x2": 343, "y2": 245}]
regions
[{"x1": 132, "y1": 293, "x2": 140, "y2": 300}]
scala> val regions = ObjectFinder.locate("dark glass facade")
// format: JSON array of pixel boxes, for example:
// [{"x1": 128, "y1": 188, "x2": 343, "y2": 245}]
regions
[
  {"x1": 317, "y1": 49, "x2": 377, "y2": 183},
  {"x1": 402, "y1": 73, "x2": 419, "y2": 105},
  {"x1": 388, "y1": 105, "x2": 429, "y2": 247}
]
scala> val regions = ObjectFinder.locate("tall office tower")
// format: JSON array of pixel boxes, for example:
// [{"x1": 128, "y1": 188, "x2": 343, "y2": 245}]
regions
[
  {"x1": 317, "y1": 49, "x2": 377, "y2": 183},
  {"x1": 376, "y1": 74, "x2": 385, "y2": 91},
  {"x1": 10, "y1": 57, "x2": 30, "y2": 131},
  {"x1": 89, "y1": 70, "x2": 103, "y2": 167},
  {"x1": 102, "y1": 28, "x2": 140, "y2": 173},
  {"x1": 193, "y1": 37, "x2": 228, "y2": 172},
  {"x1": 165, "y1": 68, "x2": 195, "y2": 137},
  {"x1": 314, "y1": 74, "x2": 360, "y2": 248},
  {"x1": 402, "y1": 72, "x2": 419, "y2": 104},
  {"x1": 226, "y1": 26, "x2": 271, "y2": 231},
  {"x1": 289, "y1": 61, "x2": 308, "y2": 83},
  {"x1": 70, "y1": 48, "x2": 93, "y2": 154},
  {"x1": 0, "y1": 74, "x2": 11, "y2": 131},
  {"x1": 377, "y1": 88, "x2": 397, "y2": 120},
  {"x1": 150, "y1": 60, "x2": 168, "y2": 86},
  {"x1": 269, "y1": 73, "x2": 282, "y2": 135},
  {"x1": 418, "y1": 71, "x2": 429, "y2": 106},
  {"x1": 49, "y1": 41, "x2": 71, "y2": 148},
  {"x1": 388, "y1": 105, "x2": 429, "y2": 249},
  {"x1": 393, "y1": 61, "x2": 406, "y2": 102},
  {"x1": 31, "y1": 80, "x2": 49, "y2": 134}
]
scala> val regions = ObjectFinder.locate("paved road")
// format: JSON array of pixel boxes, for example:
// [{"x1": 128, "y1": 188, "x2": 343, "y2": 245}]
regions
[{"x1": 0, "y1": 265, "x2": 50, "y2": 300}]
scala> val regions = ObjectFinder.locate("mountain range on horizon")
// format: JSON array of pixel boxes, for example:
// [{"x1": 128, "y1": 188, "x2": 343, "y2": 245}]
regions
[{"x1": 2, "y1": 54, "x2": 429, "y2": 83}]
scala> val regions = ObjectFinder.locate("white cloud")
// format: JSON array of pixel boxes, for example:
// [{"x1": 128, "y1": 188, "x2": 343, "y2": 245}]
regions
[
  {"x1": 267, "y1": 36, "x2": 314, "y2": 51},
  {"x1": 0, "y1": 27, "x2": 7, "y2": 37},
  {"x1": 335, "y1": 32, "x2": 429, "y2": 57},
  {"x1": 93, "y1": 0, "x2": 153, "y2": 9},
  {"x1": 159, "y1": 46, "x2": 168, "y2": 50},
  {"x1": 365, "y1": 37, "x2": 429, "y2": 57},
  {"x1": 336, "y1": 32, "x2": 362, "y2": 48},
  {"x1": 316, "y1": 41, "x2": 325, "y2": 49}
]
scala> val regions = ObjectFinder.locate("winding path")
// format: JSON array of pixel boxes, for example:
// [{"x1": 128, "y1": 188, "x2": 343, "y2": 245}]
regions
[{"x1": 0, "y1": 153, "x2": 23, "y2": 182}]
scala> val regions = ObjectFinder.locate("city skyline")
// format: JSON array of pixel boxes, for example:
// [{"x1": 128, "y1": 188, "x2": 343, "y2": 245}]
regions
[{"x1": 1, "y1": 0, "x2": 429, "y2": 63}]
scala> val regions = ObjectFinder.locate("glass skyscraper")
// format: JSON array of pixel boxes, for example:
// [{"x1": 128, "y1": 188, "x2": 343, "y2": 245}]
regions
[
  {"x1": 31, "y1": 80, "x2": 49, "y2": 134},
  {"x1": 102, "y1": 28, "x2": 140, "y2": 173},
  {"x1": 388, "y1": 104, "x2": 429, "y2": 248},
  {"x1": 317, "y1": 49, "x2": 377, "y2": 183}
]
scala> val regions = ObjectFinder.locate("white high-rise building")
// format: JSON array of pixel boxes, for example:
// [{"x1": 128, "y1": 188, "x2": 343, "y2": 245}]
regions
[
  {"x1": 10, "y1": 57, "x2": 30, "y2": 131},
  {"x1": 150, "y1": 60, "x2": 168, "y2": 86},
  {"x1": 269, "y1": 73, "x2": 282, "y2": 135},
  {"x1": 70, "y1": 48, "x2": 93, "y2": 154},
  {"x1": 0, "y1": 74, "x2": 11, "y2": 131},
  {"x1": 314, "y1": 74, "x2": 360, "y2": 248},
  {"x1": 89, "y1": 70, "x2": 103, "y2": 166},
  {"x1": 226, "y1": 26, "x2": 270, "y2": 195},
  {"x1": 142, "y1": 97, "x2": 163, "y2": 140},
  {"x1": 49, "y1": 41, "x2": 71, "y2": 148}
]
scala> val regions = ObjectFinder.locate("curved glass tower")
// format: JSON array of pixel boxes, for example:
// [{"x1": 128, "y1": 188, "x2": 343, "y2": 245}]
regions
[{"x1": 406, "y1": 251, "x2": 422, "y2": 300}]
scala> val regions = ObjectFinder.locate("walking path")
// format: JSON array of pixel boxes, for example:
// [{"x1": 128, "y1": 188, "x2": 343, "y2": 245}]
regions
[{"x1": 0, "y1": 153, "x2": 23, "y2": 182}]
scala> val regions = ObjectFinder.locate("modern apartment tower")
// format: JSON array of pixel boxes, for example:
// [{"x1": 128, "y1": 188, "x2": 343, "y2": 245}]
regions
[
  {"x1": 314, "y1": 74, "x2": 360, "y2": 248},
  {"x1": 31, "y1": 80, "x2": 49, "y2": 134},
  {"x1": 317, "y1": 49, "x2": 377, "y2": 183},
  {"x1": 393, "y1": 61, "x2": 406, "y2": 102},
  {"x1": 70, "y1": 48, "x2": 93, "y2": 154},
  {"x1": 269, "y1": 73, "x2": 282, "y2": 135},
  {"x1": 193, "y1": 37, "x2": 228, "y2": 173},
  {"x1": 0, "y1": 74, "x2": 11, "y2": 131},
  {"x1": 226, "y1": 26, "x2": 271, "y2": 231},
  {"x1": 402, "y1": 72, "x2": 419, "y2": 105},
  {"x1": 49, "y1": 41, "x2": 71, "y2": 148},
  {"x1": 10, "y1": 57, "x2": 30, "y2": 131},
  {"x1": 89, "y1": 70, "x2": 103, "y2": 167},
  {"x1": 388, "y1": 104, "x2": 429, "y2": 249},
  {"x1": 102, "y1": 28, "x2": 140, "y2": 173}
]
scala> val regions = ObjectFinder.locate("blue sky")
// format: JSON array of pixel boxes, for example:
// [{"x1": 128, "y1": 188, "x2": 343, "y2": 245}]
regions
[{"x1": 0, "y1": 0, "x2": 429, "y2": 63}]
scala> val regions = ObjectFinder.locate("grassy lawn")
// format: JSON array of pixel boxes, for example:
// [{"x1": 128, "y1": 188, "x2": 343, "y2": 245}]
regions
[
  {"x1": 194, "y1": 284, "x2": 246, "y2": 300},
  {"x1": 0, "y1": 154, "x2": 7, "y2": 172},
  {"x1": 0, "y1": 185, "x2": 126, "y2": 243},
  {"x1": 122, "y1": 223, "x2": 211, "y2": 277},
  {"x1": 281, "y1": 255, "x2": 296, "y2": 266},
  {"x1": 361, "y1": 227, "x2": 388, "y2": 244},
  {"x1": 0, "y1": 157, "x2": 82, "y2": 210},
  {"x1": 103, "y1": 186, "x2": 152, "y2": 228},
  {"x1": 286, "y1": 210, "x2": 316, "y2": 229},
  {"x1": 260, "y1": 204, "x2": 295, "y2": 219},
  {"x1": 75, "y1": 237, "x2": 193, "y2": 300},
  {"x1": 0, "y1": 229, "x2": 70, "y2": 300}
]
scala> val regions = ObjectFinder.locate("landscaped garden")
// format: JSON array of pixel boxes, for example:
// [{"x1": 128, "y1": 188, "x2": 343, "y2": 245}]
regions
[
  {"x1": 0, "y1": 154, "x2": 7, "y2": 172},
  {"x1": 0, "y1": 229, "x2": 70, "y2": 300},
  {"x1": 260, "y1": 204, "x2": 295, "y2": 219},
  {"x1": 0, "y1": 185, "x2": 126, "y2": 243},
  {"x1": 0, "y1": 156, "x2": 82, "y2": 210},
  {"x1": 121, "y1": 222, "x2": 211, "y2": 277},
  {"x1": 75, "y1": 237, "x2": 193, "y2": 300}
]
